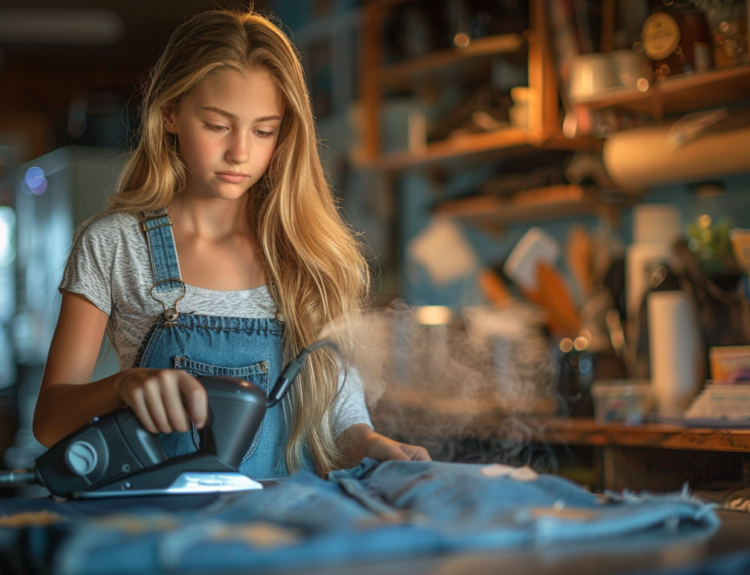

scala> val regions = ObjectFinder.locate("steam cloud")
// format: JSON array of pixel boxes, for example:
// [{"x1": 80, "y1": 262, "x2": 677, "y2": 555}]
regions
[{"x1": 319, "y1": 301, "x2": 561, "y2": 470}]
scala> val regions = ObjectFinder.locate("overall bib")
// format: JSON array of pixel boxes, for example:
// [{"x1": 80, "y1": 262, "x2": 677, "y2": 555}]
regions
[{"x1": 134, "y1": 211, "x2": 307, "y2": 480}]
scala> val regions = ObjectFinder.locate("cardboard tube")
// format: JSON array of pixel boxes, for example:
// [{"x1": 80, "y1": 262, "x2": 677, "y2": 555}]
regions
[
  {"x1": 647, "y1": 291, "x2": 704, "y2": 417},
  {"x1": 604, "y1": 125, "x2": 750, "y2": 188}
]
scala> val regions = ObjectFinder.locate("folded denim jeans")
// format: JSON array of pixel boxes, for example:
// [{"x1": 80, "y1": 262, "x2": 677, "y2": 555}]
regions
[{"x1": 0, "y1": 459, "x2": 719, "y2": 575}]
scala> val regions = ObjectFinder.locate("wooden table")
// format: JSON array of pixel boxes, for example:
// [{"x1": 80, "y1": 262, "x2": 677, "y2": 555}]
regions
[
  {"x1": 531, "y1": 418, "x2": 750, "y2": 491},
  {"x1": 372, "y1": 389, "x2": 750, "y2": 492},
  {"x1": 535, "y1": 418, "x2": 750, "y2": 452}
]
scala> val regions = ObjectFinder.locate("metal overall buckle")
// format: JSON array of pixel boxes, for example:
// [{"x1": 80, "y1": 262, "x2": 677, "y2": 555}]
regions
[
  {"x1": 140, "y1": 213, "x2": 173, "y2": 233},
  {"x1": 149, "y1": 279, "x2": 186, "y2": 326}
]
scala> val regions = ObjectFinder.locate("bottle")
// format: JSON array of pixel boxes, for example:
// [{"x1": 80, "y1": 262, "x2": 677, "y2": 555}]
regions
[{"x1": 641, "y1": 0, "x2": 713, "y2": 78}]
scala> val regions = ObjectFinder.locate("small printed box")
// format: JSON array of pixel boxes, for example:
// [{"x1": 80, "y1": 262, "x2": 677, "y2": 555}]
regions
[
  {"x1": 709, "y1": 346, "x2": 750, "y2": 382},
  {"x1": 591, "y1": 380, "x2": 652, "y2": 425},
  {"x1": 686, "y1": 384, "x2": 750, "y2": 420}
]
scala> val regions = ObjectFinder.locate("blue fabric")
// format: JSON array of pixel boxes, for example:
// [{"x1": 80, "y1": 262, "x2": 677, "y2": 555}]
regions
[
  {"x1": 330, "y1": 459, "x2": 719, "y2": 546},
  {"x1": 0, "y1": 460, "x2": 720, "y2": 575},
  {"x1": 137, "y1": 212, "x2": 313, "y2": 480},
  {"x1": 141, "y1": 212, "x2": 185, "y2": 315}
]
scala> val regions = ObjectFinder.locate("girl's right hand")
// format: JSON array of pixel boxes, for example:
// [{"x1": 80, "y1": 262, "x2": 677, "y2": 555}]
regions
[{"x1": 117, "y1": 368, "x2": 208, "y2": 434}]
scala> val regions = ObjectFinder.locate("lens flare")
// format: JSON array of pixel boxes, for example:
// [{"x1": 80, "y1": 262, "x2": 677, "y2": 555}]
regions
[
  {"x1": 24, "y1": 166, "x2": 47, "y2": 195},
  {"x1": 24, "y1": 167, "x2": 44, "y2": 188}
]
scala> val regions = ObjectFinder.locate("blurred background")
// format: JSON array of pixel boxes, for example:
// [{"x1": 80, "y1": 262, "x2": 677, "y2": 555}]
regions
[{"x1": 2, "y1": 0, "x2": 750, "y2": 494}]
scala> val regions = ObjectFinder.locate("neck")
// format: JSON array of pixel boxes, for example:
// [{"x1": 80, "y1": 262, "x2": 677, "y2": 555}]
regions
[{"x1": 167, "y1": 193, "x2": 250, "y2": 240}]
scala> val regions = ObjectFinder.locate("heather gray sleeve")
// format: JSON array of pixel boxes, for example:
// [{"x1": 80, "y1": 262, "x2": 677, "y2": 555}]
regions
[
  {"x1": 332, "y1": 366, "x2": 372, "y2": 438},
  {"x1": 59, "y1": 218, "x2": 115, "y2": 315}
]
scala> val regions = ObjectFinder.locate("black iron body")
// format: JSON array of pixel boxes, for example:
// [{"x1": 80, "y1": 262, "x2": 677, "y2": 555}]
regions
[
  {"x1": 0, "y1": 345, "x2": 320, "y2": 497},
  {"x1": 33, "y1": 376, "x2": 268, "y2": 498}
]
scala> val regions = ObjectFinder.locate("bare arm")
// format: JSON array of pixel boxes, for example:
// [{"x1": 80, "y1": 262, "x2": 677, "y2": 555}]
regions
[{"x1": 33, "y1": 291, "x2": 207, "y2": 447}]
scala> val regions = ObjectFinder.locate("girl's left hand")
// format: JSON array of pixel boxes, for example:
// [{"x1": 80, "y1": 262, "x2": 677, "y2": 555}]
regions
[
  {"x1": 337, "y1": 424, "x2": 431, "y2": 466},
  {"x1": 363, "y1": 433, "x2": 431, "y2": 462}
]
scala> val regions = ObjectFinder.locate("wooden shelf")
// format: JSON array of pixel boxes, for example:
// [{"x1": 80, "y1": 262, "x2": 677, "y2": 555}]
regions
[
  {"x1": 576, "y1": 64, "x2": 750, "y2": 117},
  {"x1": 379, "y1": 33, "x2": 526, "y2": 90},
  {"x1": 435, "y1": 185, "x2": 600, "y2": 225},
  {"x1": 354, "y1": 128, "x2": 601, "y2": 172}
]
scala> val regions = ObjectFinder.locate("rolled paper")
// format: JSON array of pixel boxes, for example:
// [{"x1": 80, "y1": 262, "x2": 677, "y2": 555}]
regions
[
  {"x1": 647, "y1": 291, "x2": 704, "y2": 417},
  {"x1": 604, "y1": 125, "x2": 750, "y2": 188}
]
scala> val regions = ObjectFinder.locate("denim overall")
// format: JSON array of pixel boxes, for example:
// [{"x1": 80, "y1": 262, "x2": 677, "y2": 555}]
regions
[{"x1": 134, "y1": 211, "x2": 302, "y2": 480}]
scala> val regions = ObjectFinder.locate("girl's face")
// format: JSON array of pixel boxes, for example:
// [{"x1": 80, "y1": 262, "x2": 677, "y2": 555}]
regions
[{"x1": 164, "y1": 66, "x2": 285, "y2": 202}]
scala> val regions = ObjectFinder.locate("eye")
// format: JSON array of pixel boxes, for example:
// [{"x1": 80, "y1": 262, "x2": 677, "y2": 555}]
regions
[
  {"x1": 255, "y1": 130, "x2": 275, "y2": 138},
  {"x1": 206, "y1": 123, "x2": 229, "y2": 132}
]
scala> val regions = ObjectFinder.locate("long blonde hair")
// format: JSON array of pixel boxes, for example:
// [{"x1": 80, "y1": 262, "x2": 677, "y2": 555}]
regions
[{"x1": 109, "y1": 9, "x2": 369, "y2": 475}]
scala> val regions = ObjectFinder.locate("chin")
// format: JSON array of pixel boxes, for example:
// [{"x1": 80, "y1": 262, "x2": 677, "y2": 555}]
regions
[{"x1": 208, "y1": 184, "x2": 253, "y2": 201}]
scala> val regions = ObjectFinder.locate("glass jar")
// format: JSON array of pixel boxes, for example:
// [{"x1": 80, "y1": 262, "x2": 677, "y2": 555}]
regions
[{"x1": 642, "y1": 0, "x2": 713, "y2": 78}]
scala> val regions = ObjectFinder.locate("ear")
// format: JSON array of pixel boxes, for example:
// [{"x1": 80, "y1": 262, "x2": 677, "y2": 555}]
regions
[{"x1": 162, "y1": 106, "x2": 178, "y2": 134}]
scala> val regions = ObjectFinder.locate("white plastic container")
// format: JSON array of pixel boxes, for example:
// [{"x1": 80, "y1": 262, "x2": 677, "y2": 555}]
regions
[{"x1": 591, "y1": 380, "x2": 652, "y2": 425}]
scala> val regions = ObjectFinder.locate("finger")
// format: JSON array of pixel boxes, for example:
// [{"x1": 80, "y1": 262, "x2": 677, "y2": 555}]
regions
[
  {"x1": 403, "y1": 444, "x2": 431, "y2": 461},
  {"x1": 127, "y1": 387, "x2": 159, "y2": 434},
  {"x1": 414, "y1": 448, "x2": 431, "y2": 461},
  {"x1": 143, "y1": 377, "x2": 173, "y2": 434},
  {"x1": 385, "y1": 444, "x2": 410, "y2": 461},
  {"x1": 160, "y1": 372, "x2": 190, "y2": 433},
  {"x1": 177, "y1": 373, "x2": 208, "y2": 429}
]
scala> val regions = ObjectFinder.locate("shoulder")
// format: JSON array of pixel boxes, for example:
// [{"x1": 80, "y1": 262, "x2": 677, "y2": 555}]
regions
[
  {"x1": 62, "y1": 212, "x2": 144, "y2": 308},
  {"x1": 69, "y1": 210, "x2": 146, "y2": 268},
  {"x1": 79, "y1": 210, "x2": 140, "y2": 240},
  {"x1": 74, "y1": 211, "x2": 144, "y2": 252}
]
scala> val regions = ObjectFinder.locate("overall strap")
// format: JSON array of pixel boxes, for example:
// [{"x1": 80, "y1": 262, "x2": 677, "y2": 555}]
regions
[{"x1": 141, "y1": 211, "x2": 185, "y2": 326}]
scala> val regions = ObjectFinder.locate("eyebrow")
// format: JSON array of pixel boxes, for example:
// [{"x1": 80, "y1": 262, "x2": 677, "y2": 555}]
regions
[{"x1": 200, "y1": 106, "x2": 283, "y2": 123}]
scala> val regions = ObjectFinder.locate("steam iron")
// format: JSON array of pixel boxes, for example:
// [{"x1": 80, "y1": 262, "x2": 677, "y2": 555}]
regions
[{"x1": 1, "y1": 345, "x2": 316, "y2": 499}]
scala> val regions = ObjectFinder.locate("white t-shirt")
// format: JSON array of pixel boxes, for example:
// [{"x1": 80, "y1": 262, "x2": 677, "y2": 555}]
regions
[{"x1": 59, "y1": 210, "x2": 371, "y2": 438}]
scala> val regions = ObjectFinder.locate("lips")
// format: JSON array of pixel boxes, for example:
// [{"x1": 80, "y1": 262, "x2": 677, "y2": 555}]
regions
[{"x1": 216, "y1": 172, "x2": 250, "y2": 183}]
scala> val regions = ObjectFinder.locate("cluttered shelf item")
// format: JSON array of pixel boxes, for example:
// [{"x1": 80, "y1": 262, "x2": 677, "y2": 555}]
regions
[{"x1": 574, "y1": 63, "x2": 750, "y2": 118}]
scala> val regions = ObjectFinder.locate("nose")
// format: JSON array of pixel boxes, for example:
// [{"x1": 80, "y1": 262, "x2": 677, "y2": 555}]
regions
[{"x1": 226, "y1": 132, "x2": 250, "y2": 165}]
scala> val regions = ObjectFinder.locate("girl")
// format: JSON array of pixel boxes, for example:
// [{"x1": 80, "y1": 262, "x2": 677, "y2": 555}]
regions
[{"x1": 33, "y1": 8, "x2": 429, "y2": 479}]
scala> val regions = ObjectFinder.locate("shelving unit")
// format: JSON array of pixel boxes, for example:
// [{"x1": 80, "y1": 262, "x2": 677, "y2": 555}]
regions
[
  {"x1": 357, "y1": 0, "x2": 600, "y2": 172},
  {"x1": 575, "y1": 63, "x2": 750, "y2": 118}
]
